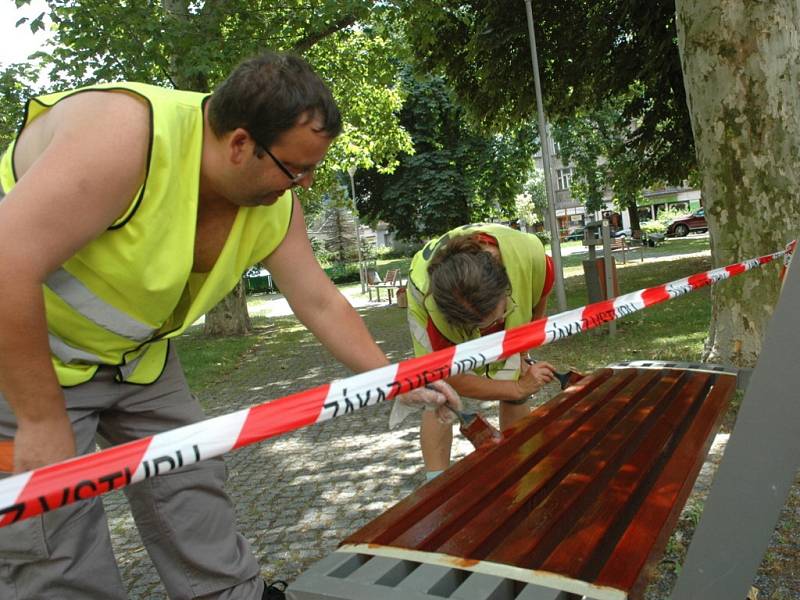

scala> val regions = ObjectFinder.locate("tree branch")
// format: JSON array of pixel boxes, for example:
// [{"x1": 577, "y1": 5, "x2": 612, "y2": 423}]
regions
[{"x1": 291, "y1": 15, "x2": 356, "y2": 54}]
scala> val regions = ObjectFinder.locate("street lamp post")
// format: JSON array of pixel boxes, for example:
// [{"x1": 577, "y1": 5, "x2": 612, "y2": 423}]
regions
[
  {"x1": 347, "y1": 166, "x2": 367, "y2": 293},
  {"x1": 523, "y1": 0, "x2": 567, "y2": 313}
]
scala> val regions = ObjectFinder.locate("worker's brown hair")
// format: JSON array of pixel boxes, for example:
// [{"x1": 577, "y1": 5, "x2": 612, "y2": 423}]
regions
[{"x1": 427, "y1": 234, "x2": 509, "y2": 329}]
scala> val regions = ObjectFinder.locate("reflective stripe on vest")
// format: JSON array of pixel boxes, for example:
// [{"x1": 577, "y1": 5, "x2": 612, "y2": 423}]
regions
[
  {"x1": 3, "y1": 180, "x2": 152, "y2": 367},
  {"x1": 406, "y1": 282, "x2": 432, "y2": 352},
  {"x1": 48, "y1": 334, "x2": 103, "y2": 365},
  {"x1": 117, "y1": 355, "x2": 142, "y2": 381},
  {"x1": 406, "y1": 279, "x2": 425, "y2": 304},
  {"x1": 45, "y1": 268, "x2": 157, "y2": 342}
]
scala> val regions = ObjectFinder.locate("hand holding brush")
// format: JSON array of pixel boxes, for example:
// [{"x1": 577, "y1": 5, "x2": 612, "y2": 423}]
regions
[{"x1": 523, "y1": 357, "x2": 582, "y2": 390}]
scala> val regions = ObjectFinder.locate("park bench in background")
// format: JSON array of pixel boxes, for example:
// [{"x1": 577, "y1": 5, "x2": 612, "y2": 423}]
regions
[
  {"x1": 630, "y1": 230, "x2": 665, "y2": 250},
  {"x1": 607, "y1": 237, "x2": 643, "y2": 264},
  {"x1": 288, "y1": 362, "x2": 739, "y2": 600},
  {"x1": 368, "y1": 269, "x2": 405, "y2": 304}
]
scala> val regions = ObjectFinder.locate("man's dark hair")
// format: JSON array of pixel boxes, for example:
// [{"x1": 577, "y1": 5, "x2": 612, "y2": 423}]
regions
[{"x1": 208, "y1": 51, "x2": 342, "y2": 147}]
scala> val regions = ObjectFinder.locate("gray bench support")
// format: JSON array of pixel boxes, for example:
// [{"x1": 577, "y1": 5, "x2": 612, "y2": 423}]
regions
[
  {"x1": 286, "y1": 551, "x2": 589, "y2": 600},
  {"x1": 671, "y1": 255, "x2": 800, "y2": 599}
]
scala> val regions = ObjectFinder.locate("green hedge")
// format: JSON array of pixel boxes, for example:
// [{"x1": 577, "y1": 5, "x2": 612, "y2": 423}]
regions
[
  {"x1": 246, "y1": 262, "x2": 390, "y2": 290},
  {"x1": 323, "y1": 262, "x2": 362, "y2": 284}
]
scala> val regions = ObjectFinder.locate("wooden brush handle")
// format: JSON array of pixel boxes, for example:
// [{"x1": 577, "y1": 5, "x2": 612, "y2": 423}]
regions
[{"x1": 0, "y1": 440, "x2": 13, "y2": 473}]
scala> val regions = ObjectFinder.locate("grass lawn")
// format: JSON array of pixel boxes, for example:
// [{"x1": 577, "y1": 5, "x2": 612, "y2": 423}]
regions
[
  {"x1": 536, "y1": 244, "x2": 714, "y2": 374},
  {"x1": 175, "y1": 236, "x2": 717, "y2": 390}
]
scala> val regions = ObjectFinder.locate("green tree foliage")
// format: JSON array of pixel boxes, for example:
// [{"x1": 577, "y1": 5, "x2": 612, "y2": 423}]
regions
[
  {"x1": 551, "y1": 113, "x2": 611, "y2": 215},
  {"x1": 0, "y1": 63, "x2": 38, "y2": 149},
  {"x1": 401, "y1": 0, "x2": 694, "y2": 189},
  {"x1": 355, "y1": 73, "x2": 537, "y2": 240},
  {"x1": 640, "y1": 206, "x2": 689, "y2": 236},
  {"x1": 316, "y1": 206, "x2": 359, "y2": 263},
  {"x1": 10, "y1": 0, "x2": 414, "y2": 214},
  {"x1": 515, "y1": 169, "x2": 546, "y2": 227},
  {"x1": 551, "y1": 100, "x2": 647, "y2": 229}
]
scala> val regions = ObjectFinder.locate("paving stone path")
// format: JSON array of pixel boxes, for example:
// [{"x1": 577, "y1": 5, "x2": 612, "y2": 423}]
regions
[{"x1": 103, "y1": 304, "x2": 479, "y2": 597}]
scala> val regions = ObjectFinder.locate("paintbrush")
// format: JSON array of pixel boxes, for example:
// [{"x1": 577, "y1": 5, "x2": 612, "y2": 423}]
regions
[
  {"x1": 444, "y1": 405, "x2": 503, "y2": 449},
  {"x1": 524, "y1": 357, "x2": 581, "y2": 390},
  {"x1": 0, "y1": 440, "x2": 13, "y2": 473},
  {"x1": 422, "y1": 384, "x2": 503, "y2": 449}
]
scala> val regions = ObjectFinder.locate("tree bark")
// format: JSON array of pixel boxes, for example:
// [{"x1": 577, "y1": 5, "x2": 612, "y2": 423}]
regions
[
  {"x1": 676, "y1": 1, "x2": 800, "y2": 366},
  {"x1": 292, "y1": 15, "x2": 357, "y2": 55},
  {"x1": 626, "y1": 204, "x2": 641, "y2": 232},
  {"x1": 161, "y1": 0, "x2": 248, "y2": 337},
  {"x1": 203, "y1": 280, "x2": 252, "y2": 336}
]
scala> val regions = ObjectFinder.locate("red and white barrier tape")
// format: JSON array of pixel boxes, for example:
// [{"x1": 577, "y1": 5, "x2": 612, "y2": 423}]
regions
[{"x1": 0, "y1": 242, "x2": 794, "y2": 527}]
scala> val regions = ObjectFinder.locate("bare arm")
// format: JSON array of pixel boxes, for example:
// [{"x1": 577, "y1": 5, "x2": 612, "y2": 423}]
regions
[
  {"x1": 445, "y1": 361, "x2": 554, "y2": 402},
  {"x1": 265, "y1": 200, "x2": 460, "y2": 413},
  {"x1": 0, "y1": 91, "x2": 149, "y2": 472},
  {"x1": 445, "y1": 373, "x2": 525, "y2": 401},
  {"x1": 533, "y1": 290, "x2": 549, "y2": 320},
  {"x1": 445, "y1": 289, "x2": 553, "y2": 401},
  {"x1": 264, "y1": 196, "x2": 389, "y2": 372}
]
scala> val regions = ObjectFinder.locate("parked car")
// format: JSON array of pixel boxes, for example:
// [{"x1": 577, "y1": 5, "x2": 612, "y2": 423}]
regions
[
  {"x1": 612, "y1": 227, "x2": 631, "y2": 238},
  {"x1": 564, "y1": 227, "x2": 585, "y2": 241},
  {"x1": 666, "y1": 208, "x2": 708, "y2": 237}
]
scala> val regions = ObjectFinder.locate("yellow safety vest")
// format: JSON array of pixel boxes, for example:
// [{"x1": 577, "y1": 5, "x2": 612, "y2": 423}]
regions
[
  {"x1": 0, "y1": 82, "x2": 292, "y2": 385},
  {"x1": 407, "y1": 223, "x2": 546, "y2": 378}
]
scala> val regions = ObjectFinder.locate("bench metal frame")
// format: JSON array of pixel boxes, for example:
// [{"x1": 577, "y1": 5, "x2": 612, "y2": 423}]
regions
[
  {"x1": 287, "y1": 551, "x2": 590, "y2": 599},
  {"x1": 669, "y1": 255, "x2": 800, "y2": 599}
]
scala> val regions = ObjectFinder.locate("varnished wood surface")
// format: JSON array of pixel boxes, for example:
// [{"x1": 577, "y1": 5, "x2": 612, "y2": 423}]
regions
[
  {"x1": 0, "y1": 440, "x2": 12, "y2": 473},
  {"x1": 342, "y1": 367, "x2": 737, "y2": 599}
]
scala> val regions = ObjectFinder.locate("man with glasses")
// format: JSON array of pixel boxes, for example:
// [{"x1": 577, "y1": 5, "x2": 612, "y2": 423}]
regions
[
  {"x1": 0, "y1": 51, "x2": 458, "y2": 599},
  {"x1": 406, "y1": 223, "x2": 556, "y2": 481}
]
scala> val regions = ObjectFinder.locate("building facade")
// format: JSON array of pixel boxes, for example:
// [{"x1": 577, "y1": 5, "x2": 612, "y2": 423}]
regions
[{"x1": 530, "y1": 133, "x2": 701, "y2": 235}]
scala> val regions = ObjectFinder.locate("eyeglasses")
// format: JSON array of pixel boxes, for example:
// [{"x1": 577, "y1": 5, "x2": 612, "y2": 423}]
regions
[
  {"x1": 466, "y1": 294, "x2": 517, "y2": 336},
  {"x1": 250, "y1": 131, "x2": 309, "y2": 184},
  {"x1": 262, "y1": 146, "x2": 308, "y2": 184}
]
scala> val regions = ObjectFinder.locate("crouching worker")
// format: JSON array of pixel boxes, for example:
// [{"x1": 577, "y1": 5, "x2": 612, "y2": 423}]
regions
[{"x1": 406, "y1": 223, "x2": 556, "y2": 481}]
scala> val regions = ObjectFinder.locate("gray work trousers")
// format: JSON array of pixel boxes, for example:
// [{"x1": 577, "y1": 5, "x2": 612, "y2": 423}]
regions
[{"x1": 0, "y1": 346, "x2": 263, "y2": 599}]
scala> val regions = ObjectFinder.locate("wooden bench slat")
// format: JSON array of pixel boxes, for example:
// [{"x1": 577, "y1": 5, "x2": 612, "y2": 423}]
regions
[
  {"x1": 340, "y1": 366, "x2": 737, "y2": 599},
  {"x1": 483, "y1": 371, "x2": 704, "y2": 567},
  {"x1": 596, "y1": 374, "x2": 737, "y2": 596},
  {"x1": 344, "y1": 369, "x2": 618, "y2": 546},
  {"x1": 386, "y1": 370, "x2": 643, "y2": 553},
  {"x1": 607, "y1": 237, "x2": 644, "y2": 263},
  {"x1": 538, "y1": 372, "x2": 713, "y2": 577},
  {"x1": 368, "y1": 374, "x2": 631, "y2": 552},
  {"x1": 434, "y1": 370, "x2": 655, "y2": 558},
  {"x1": 368, "y1": 269, "x2": 405, "y2": 303}
]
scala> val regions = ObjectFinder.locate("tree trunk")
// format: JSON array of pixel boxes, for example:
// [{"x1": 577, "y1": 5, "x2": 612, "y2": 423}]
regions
[
  {"x1": 626, "y1": 204, "x2": 641, "y2": 232},
  {"x1": 675, "y1": 1, "x2": 800, "y2": 366},
  {"x1": 203, "y1": 280, "x2": 252, "y2": 336},
  {"x1": 160, "y1": 0, "x2": 249, "y2": 337}
]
